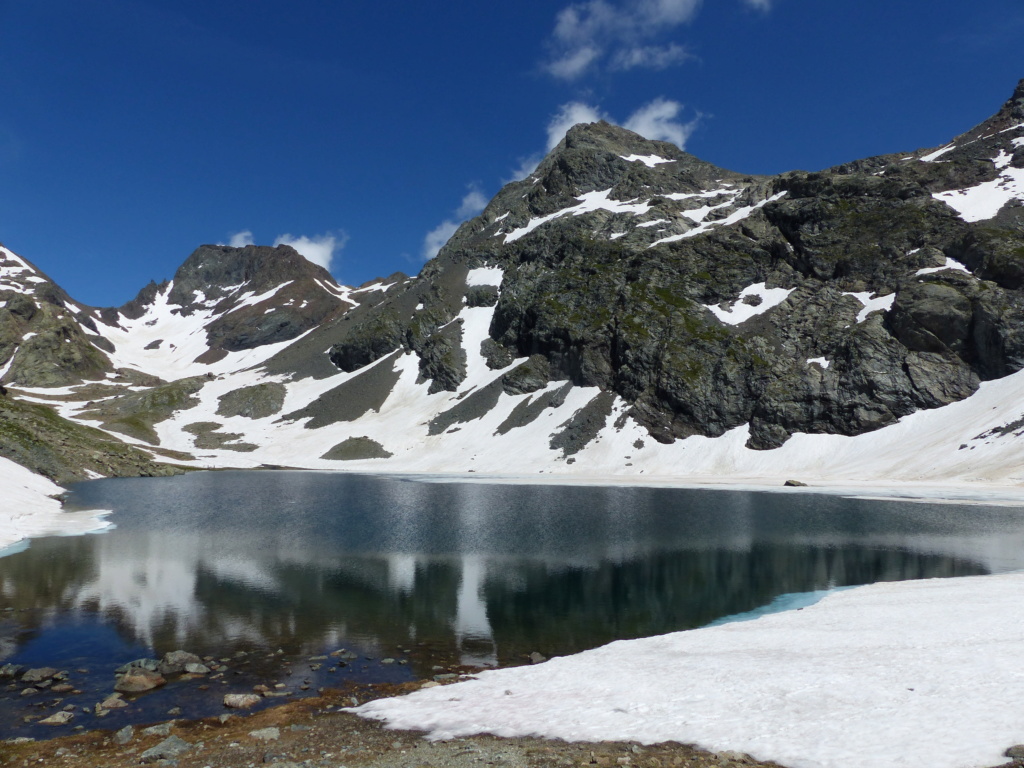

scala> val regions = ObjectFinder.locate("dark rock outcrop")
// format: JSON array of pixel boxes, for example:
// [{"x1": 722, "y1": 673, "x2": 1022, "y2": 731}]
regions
[{"x1": 315, "y1": 79, "x2": 1024, "y2": 450}]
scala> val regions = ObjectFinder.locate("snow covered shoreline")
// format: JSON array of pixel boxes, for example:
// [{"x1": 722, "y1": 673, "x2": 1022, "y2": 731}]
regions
[
  {"x1": 386, "y1": 469, "x2": 1024, "y2": 506},
  {"x1": 0, "y1": 456, "x2": 112, "y2": 555},
  {"x1": 354, "y1": 570, "x2": 1024, "y2": 768}
]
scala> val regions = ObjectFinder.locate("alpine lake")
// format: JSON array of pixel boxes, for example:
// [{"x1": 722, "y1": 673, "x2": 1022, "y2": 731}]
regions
[{"x1": 3, "y1": 470, "x2": 1024, "y2": 738}]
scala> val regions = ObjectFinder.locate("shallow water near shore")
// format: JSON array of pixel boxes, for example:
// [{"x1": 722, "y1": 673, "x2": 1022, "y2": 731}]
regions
[{"x1": 3, "y1": 470, "x2": 1024, "y2": 738}]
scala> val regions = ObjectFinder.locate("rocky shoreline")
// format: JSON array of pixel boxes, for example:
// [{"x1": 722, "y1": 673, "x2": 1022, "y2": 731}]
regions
[
  {"x1": 4, "y1": 650, "x2": 1024, "y2": 768},
  {"x1": 1, "y1": 677, "x2": 797, "y2": 768},
  {"x1": 1, "y1": 644, "x2": 419, "y2": 740},
  {"x1": 0, "y1": 643, "x2": 793, "y2": 767}
]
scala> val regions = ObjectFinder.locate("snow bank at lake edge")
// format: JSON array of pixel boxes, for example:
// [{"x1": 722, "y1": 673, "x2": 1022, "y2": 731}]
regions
[
  {"x1": 353, "y1": 571, "x2": 1024, "y2": 768},
  {"x1": 0, "y1": 456, "x2": 112, "y2": 554}
]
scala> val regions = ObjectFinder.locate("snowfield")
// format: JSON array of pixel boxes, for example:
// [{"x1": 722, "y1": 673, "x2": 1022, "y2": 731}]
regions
[
  {"x1": 0, "y1": 456, "x2": 111, "y2": 553},
  {"x1": 354, "y1": 571, "x2": 1024, "y2": 768}
]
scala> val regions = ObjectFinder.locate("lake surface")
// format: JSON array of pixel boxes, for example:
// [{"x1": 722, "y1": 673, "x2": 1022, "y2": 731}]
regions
[{"x1": 3, "y1": 470, "x2": 1024, "y2": 736}]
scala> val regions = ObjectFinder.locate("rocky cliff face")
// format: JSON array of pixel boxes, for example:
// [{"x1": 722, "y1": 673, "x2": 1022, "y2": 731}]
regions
[
  {"x1": 2, "y1": 79, "x2": 1024, "y2": 485},
  {"x1": 326, "y1": 80, "x2": 1024, "y2": 450}
]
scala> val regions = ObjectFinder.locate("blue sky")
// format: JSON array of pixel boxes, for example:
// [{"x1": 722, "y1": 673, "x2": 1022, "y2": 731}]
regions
[{"x1": 1, "y1": 0, "x2": 1022, "y2": 307}]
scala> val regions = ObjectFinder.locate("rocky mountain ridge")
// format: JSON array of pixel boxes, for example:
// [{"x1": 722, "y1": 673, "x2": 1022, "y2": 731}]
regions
[{"x1": 3, "y1": 78, "x2": 1024, "y2": 488}]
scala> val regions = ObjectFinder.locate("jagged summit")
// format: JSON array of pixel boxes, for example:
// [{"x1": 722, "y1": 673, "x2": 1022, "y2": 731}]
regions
[
  {"x1": 549, "y1": 120, "x2": 743, "y2": 186},
  {"x1": 437, "y1": 119, "x2": 768, "y2": 268},
  {"x1": 167, "y1": 244, "x2": 336, "y2": 308}
]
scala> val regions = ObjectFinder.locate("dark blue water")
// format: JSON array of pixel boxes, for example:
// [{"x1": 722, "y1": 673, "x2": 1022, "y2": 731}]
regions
[{"x1": 2, "y1": 470, "x2": 1024, "y2": 738}]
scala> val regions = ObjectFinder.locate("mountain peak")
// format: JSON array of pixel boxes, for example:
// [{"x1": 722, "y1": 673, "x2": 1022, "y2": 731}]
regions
[{"x1": 168, "y1": 244, "x2": 333, "y2": 304}]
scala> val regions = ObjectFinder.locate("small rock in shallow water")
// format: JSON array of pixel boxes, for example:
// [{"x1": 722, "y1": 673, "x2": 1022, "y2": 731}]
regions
[
  {"x1": 0, "y1": 664, "x2": 25, "y2": 678},
  {"x1": 116, "y1": 658, "x2": 160, "y2": 674},
  {"x1": 101, "y1": 694, "x2": 128, "y2": 709},
  {"x1": 184, "y1": 662, "x2": 210, "y2": 675},
  {"x1": 159, "y1": 650, "x2": 202, "y2": 676},
  {"x1": 115, "y1": 668, "x2": 166, "y2": 692},
  {"x1": 21, "y1": 667, "x2": 58, "y2": 683},
  {"x1": 39, "y1": 711, "x2": 74, "y2": 725},
  {"x1": 529, "y1": 652, "x2": 547, "y2": 664},
  {"x1": 114, "y1": 725, "x2": 134, "y2": 745},
  {"x1": 223, "y1": 693, "x2": 261, "y2": 709}
]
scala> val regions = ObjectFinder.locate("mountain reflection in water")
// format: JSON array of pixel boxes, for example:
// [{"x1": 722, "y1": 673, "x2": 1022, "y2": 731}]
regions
[{"x1": 2, "y1": 471, "x2": 1024, "y2": 671}]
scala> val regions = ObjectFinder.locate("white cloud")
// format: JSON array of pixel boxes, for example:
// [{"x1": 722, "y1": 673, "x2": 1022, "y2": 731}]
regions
[
  {"x1": 422, "y1": 187, "x2": 489, "y2": 261},
  {"x1": 273, "y1": 232, "x2": 346, "y2": 271},
  {"x1": 547, "y1": 102, "x2": 609, "y2": 150},
  {"x1": 623, "y1": 98, "x2": 700, "y2": 148},
  {"x1": 610, "y1": 43, "x2": 691, "y2": 71},
  {"x1": 456, "y1": 188, "x2": 489, "y2": 218},
  {"x1": 228, "y1": 230, "x2": 254, "y2": 248},
  {"x1": 544, "y1": 0, "x2": 701, "y2": 79},
  {"x1": 507, "y1": 153, "x2": 545, "y2": 183},
  {"x1": 422, "y1": 221, "x2": 460, "y2": 262},
  {"x1": 548, "y1": 46, "x2": 602, "y2": 80}
]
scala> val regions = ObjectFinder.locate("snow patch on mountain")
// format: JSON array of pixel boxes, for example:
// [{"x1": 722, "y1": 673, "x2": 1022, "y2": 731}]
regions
[
  {"x1": 662, "y1": 185, "x2": 737, "y2": 201},
  {"x1": 649, "y1": 192, "x2": 786, "y2": 247},
  {"x1": 915, "y1": 257, "x2": 970, "y2": 276},
  {"x1": 93, "y1": 281, "x2": 317, "y2": 381},
  {"x1": 0, "y1": 246, "x2": 50, "y2": 295},
  {"x1": 465, "y1": 267, "x2": 504, "y2": 286},
  {"x1": 620, "y1": 154, "x2": 675, "y2": 167},
  {"x1": 505, "y1": 190, "x2": 653, "y2": 243},
  {"x1": 704, "y1": 283, "x2": 794, "y2": 325},
  {"x1": 933, "y1": 165, "x2": 1024, "y2": 222},
  {"x1": 315, "y1": 278, "x2": 356, "y2": 305},
  {"x1": 842, "y1": 292, "x2": 896, "y2": 323},
  {"x1": 919, "y1": 144, "x2": 956, "y2": 162}
]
